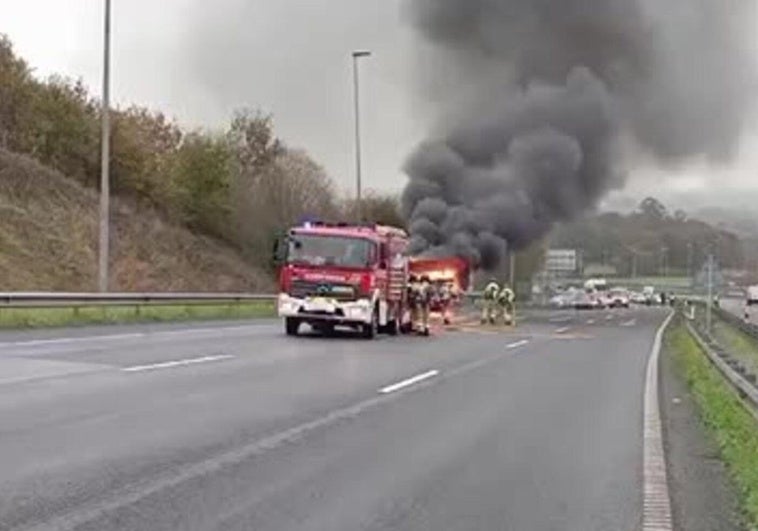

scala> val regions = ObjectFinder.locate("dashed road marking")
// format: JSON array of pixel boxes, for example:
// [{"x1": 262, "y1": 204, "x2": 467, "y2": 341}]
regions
[
  {"x1": 554, "y1": 326, "x2": 571, "y2": 334},
  {"x1": 506, "y1": 339, "x2": 530, "y2": 350},
  {"x1": 605, "y1": 314, "x2": 614, "y2": 321},
  {"x1": 379, "y1": 370, "x2": 439, "y2": 394},
  {"x1": 642, "y1": 311, "x2": 675, "y2": 531},
  {"x1": 122, "y1": 355, "x2": 235, "y2": 373},
  {"x1": 587, "y1": 319, "x2": 596, "y2": 324},
  {"x1": 21, "y1": 353, "x2": 512, "y2": 531},
  {"x1": 621, "y1": 319, "x2": 637, "y2": 327},
  {"x1": 0, "y1": 325, "x2": 268, "y2": 351},
  {"x1": 549, "y1": 316, "x2": 572, "y2": 323}
]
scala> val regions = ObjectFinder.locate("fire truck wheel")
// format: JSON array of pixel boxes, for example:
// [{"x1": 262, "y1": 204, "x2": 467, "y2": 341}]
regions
[
  {"x1": 362, "y1": 308, "x2": 379, "y2": 340},
  {"x1": 384, "y1": 315, "x2": 399, "y2": 336},
  {"x1": 314, "y1": 323, "x2": 335, "y2": 336},
  {"x1": 285, "y1": 318, "x2": 300, "y2": 336}
]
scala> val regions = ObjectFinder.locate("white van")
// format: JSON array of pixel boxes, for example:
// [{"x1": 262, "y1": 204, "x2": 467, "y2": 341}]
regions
[
  {"x1": 642, "y1": 286, "x2": 657, "y2": 306},
  {"x1": 584, "y1": 278, "x2": 608, "y2": 292},
  {"x1": 747, "y1": 285, "x2": 758, "y2": 306}
]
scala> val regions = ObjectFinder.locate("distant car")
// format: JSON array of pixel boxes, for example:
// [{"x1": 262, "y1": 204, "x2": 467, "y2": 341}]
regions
[
  {"x1": 587, "y1": 289, "x2": 608, "y2": 309},
  {"x1": 629, "y1": 291, "x2": 647, "y2": 305},
  {"x1": 572, "y1": 290, "x2": 601, "y2": 310},
  {"x1": 642, "y1": 286, "x2": 657, "y2": 306},
  {"x1": 550, "y1": 288, "x2": 579, "y2": 308},
  {"x1": 549, "y1": 294, "x2": 568, "y2": 308},
  {"x1": 606, "y1": 288, "x2": 631, "y2": 308}
]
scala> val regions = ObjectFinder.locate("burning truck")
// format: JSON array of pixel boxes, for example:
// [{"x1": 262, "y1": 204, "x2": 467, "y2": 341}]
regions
[{"x1": 409, "y1": 256, "x2": 471, "y2": 325}]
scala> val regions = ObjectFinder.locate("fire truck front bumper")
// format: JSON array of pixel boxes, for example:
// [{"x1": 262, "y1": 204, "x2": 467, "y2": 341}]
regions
[{"x1": 278, "y1": 294, "x2": 373, "y2": 325}]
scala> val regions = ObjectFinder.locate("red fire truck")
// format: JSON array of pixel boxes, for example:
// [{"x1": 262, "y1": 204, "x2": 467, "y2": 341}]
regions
[{"x1": 275, "y1": 221, "x2": 411, "y2": 338}]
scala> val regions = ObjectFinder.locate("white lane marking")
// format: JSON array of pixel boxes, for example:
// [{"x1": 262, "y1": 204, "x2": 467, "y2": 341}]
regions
[
  {"x1": 605, "y1": 314, "x2": 614, "y2": 321},
  {"x1": 379, "y1": 370, "x2": 439, "y2": 394},
  {"x1": 642, "y1": 311, "x2": 675, "y2": 531},
  {"x1": 506, "y1": 339, "x2": 529, "y2": 349},
  {"x1": 1, "y1": 333, "x2": 144, "y2": 347},
  {"x1": 0, "y1": 325, "x2": 271, "y2": 351},
  {"x1": 549, "y1": 316, "x2": 572, "y2": 323},
  {"x1": 621, "y1": 319, "x2": 637, "y2": 327},
  {"x1": 587, "y1": 319, "x2": 596, "y2": 324},
  {"x1": 122, "y1": 355, "x2": 234, "y2": 373},
  {"x1": 23, "y1": 353, "x2": 508, "y2": 531},
  {"x1": 555, "y1": 326, "x2": 571, "y2": 334}
]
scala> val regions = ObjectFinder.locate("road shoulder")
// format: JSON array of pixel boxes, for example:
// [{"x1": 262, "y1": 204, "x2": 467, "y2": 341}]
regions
[{"x1": 660, "y1": 328, "x2": 745, "y2": 531}]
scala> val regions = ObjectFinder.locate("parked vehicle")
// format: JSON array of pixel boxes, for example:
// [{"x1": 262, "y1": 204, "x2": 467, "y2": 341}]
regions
[
  {"x1": 549, "y1": 287, "x2": 582, "y2": 308},
  {"x1": 572, "y1": 290, "x2": 601, "y2": 310},
  {"x1": 605, "y1": 288, "x2": 631, "y2": 308},
  {"x1": 629, "y1": 291, "x2": 648, "y2": 305},
  {"x1": 642, "y1": 286, "x2": 657, "y2": 306},
  {"x1": 275, "y1": 221, "x2": 410, "y2": 338},
  {"x1": 550, "y1": 293, "x2": 570, "y2": 308},
  {"x1": 747, "y1": 285, "x2": 758, "y2": 306}
]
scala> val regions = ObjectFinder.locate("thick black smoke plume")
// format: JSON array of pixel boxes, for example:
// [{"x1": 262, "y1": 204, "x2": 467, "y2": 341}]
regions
[{"x1": 403, "y1": 0, "x2": 756, "y2": 269}]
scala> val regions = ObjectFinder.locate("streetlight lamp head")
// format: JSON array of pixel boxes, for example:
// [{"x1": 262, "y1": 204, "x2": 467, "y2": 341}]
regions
[{"x1": 352, "y1": 50, "x2": 372, "y2": 58}]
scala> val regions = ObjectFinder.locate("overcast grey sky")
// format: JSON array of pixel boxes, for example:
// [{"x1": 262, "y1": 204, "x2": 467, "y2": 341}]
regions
[
  {"x1": 4, "y1": 0, "x2": 430, "y2": 195},
  {"x1": 4, "y1": 0, "x2": 758, "y2": 200}
]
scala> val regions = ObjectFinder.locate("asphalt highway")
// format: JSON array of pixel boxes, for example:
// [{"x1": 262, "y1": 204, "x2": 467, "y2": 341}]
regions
[{"x1": 0, "y1": 308, "x2": 669, "y2": 531}]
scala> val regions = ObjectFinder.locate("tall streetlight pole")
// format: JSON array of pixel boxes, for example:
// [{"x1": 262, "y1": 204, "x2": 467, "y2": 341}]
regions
[
  {"x1": 706, "y1": 253, "x2": 714, "y2": 333},
  {"x1": 351, "y1": 50, "x2": 371, "y2": 220},
  {"x1": 687, "y1": 242, "x2": 693, "y2": 281},
  {"x1": 509, "y1": 251, "x2": 516, "y2": 289},
  {"x1": 98, "y1": 0, "x2": 112, "y2": 292}
]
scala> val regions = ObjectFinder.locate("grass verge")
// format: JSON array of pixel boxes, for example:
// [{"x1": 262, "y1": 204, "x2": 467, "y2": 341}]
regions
[
  {"x1": 666, "y1": 321, "x2": 758, "y2": 529},
  {"x1": 711, "y1": 316, "x2": 758, "y2": 377},
  {"x1": 0, "y1": 301, "x2": 276, "y2": 329}
]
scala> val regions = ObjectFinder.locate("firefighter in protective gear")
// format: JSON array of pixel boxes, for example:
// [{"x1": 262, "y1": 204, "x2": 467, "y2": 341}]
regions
[
  {"x1": 481, "y1": 279, "x2": 500, "y2": 325},
  {"x1": 497, "y1": 285, "x2": 515, "y2": 326},
  {"x1": 413, "y1": 275, "x2": 432, "y2": 336},
  {"x1": 407, "y1": 275, "x2": 420, "y2": 330},
  {"x1": 439, "y1": 282, "x2": 453, "y2": 325}
]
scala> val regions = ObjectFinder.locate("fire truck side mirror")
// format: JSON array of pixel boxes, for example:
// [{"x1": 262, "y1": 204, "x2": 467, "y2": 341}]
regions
[{"x1": 272, "y1": 236, "x2": 289, "y2": 266}]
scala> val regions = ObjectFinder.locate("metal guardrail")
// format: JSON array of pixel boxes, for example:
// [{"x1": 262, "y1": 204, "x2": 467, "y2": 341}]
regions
[
  {"x1": 0, "y1": 292, "x2": 277, "y2": 309},
  {"x1": 714, "y1": 303, "x2": 758, "y2": 340},
  {"x1": 686, "y1": 311, "x2": 758, "y2": 416}
]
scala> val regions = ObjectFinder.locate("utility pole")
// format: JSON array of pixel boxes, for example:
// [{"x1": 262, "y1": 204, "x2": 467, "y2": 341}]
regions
[
  {"x1": 98, "y1": 0, "x2": 112, "y2": 292},
  {"x1": 706, "y1": 254, "x2": 713, "y2": 333},
  {"x1": 632, "y1": 252, "x2": 637, "y2": 279},
  {"x1": 687, "y1": 243, "x2": 693, "y2": 281},
  {"x1": 351, "y1": 50, "x2": 371, "y2": 220},
  {"x1": 662, "y1": 247, "x2": 668, "y2": 278},
  {"x1": 509, "y1": 251, "x2": 516, "y2": 289}
]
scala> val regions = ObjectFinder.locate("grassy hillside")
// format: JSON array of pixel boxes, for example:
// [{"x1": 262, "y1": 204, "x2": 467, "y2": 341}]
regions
[{"x1": 0, "y1": 149, "x2": 271, "y2": 292}]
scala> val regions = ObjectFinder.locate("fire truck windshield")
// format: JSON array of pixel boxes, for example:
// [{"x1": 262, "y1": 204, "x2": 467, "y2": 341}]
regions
[{"x1": 288, "y1": 234, "x2": 373, "y2": 268}]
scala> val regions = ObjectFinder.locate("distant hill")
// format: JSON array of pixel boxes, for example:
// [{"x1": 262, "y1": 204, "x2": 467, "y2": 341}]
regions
[
  {"x1": 0, "y1": 149, "x2": 271, "y2": 291},
  {"x1": 602, "y1": 189, "x2": 758, "y2": 239}
]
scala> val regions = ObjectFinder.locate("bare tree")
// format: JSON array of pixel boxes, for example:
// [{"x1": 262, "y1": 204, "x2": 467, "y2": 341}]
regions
[{"x1": 234, "y1": 147, "x2": 337, "y2": 265}]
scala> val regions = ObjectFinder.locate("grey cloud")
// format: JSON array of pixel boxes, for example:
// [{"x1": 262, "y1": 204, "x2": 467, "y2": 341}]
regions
[{"x1": 402, "y1": 0, "x2": 757, "y2": 269}]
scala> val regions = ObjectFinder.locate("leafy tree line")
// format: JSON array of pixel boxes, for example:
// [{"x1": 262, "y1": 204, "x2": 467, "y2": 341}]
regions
[
  {"x1": 551, "y1": 197, "x2": 744, "y2": 277},
  {"x1": 0, "y1": 35, "x2": 402, "y2": 269}
]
